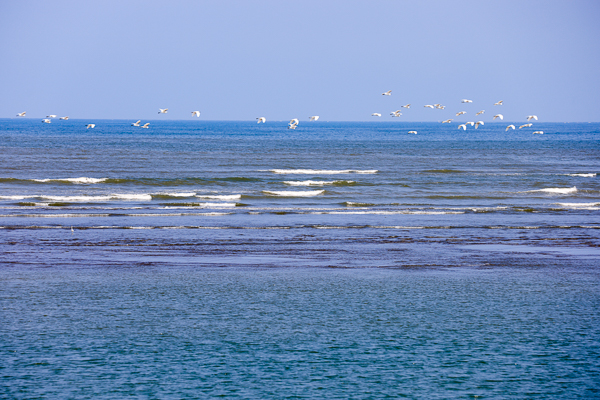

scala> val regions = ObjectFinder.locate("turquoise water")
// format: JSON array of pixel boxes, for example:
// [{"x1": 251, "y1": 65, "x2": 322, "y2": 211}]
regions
[{"x1": 1, "y1": 119, "x2": 599, "y2": 397}]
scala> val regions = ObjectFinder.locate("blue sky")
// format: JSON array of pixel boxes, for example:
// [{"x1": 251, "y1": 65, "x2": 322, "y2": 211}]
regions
[{"x1": 1, "y1": 0, "x2": 599, "y2": 122}]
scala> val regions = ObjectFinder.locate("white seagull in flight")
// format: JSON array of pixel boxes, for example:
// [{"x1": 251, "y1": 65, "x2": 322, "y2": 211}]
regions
[
  {"x1": 46, "y1": 115, "x2": 57, "y2": 118},
  {"x1": 131, "y1": 120, "x2": 141, "y2": 126},
  {"x1": 476, "y1": 110, "x2": 485, "y2": 116},
  {"x1": 519, "y1": 123, "x2": 533, "y2": 129},
  {"x1": 506, "y1": 125, "x2": 515, "y2": 131},
  {"x1": 59, "y1": 116, "x2": 69, "y2": 120},
  {"x1": 371, "y1": 113, "x2": 381, "y2": 117},
  {"x1": 16, "y1": 112, "x2": 26, "y2": 117},
  {"x1": 458, "y1": 124, "x2": 467, "y2": 130},
  {"x1": 309, "y1": 116, "x2": 319, "y2": 121},
  {"x1": 191, "y1": 111, "x2": 201, "y2": 117},
  {"x1": 456, "y1": 111, "x2": 466, "y2": 116},
  {"x1": 401, "y1": 104, "x2": 411, "y2": 108},
  {"x1": 462, "y1": 99, "x2": 473, "y2": 103},
  {"x1": 382, "y1": 90, "x2": 392, "y2": 96},
  {"x1": 141, "y1": 123, "x2": 150, "y2": 128},
  {"x1": 533, "y1": 131, "x2": 544, "y2": 134},
  {"x1": 256, "y1": 117, "x2": 266, "y2": 123},
  {"x1": 493, "y1": 114, "x2": 504, "y2": 120},
  {"x1": 494, "y1": 100, "x2": 503, "y2": 106},
  {"x1": 408, "y1": 131, "x2": 417, "y2": 134},
  {"x1": 424, "y1": 105, "x2": 435, "y2": 109},
  {"x1": 526, "y1": 115, "x2": 538, "y2": 121},
  {"x1": 158, "y1": 108, "x2": 168, "y2": 114},
  {"x1": 42, "y1": 119, "x2": 51, "y2": 123},
  {"x1": 475, "y1": 121, "x2": 484, "y2": 129},
  {"x1": 442, "y1": 119, "x2": 453, "y2": 123},
  {"x1": 86, "y1": 124, "x2": 95, "y2": 129}
]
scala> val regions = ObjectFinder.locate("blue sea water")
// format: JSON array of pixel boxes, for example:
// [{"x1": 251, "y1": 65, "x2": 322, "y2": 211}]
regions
[{"x1": 1, "y1": 119, "x2": 599, "y2": 398}]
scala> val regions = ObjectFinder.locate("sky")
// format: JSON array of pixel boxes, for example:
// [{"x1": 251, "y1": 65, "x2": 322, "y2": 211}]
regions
[{"x1": 1, "y1": 0, "x2": 599, "y2": 122}]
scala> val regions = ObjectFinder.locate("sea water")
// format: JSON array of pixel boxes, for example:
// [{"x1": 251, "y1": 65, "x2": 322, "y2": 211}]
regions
[{"x1": 1, "y1": 119, "x2": 599, "y2": 398}]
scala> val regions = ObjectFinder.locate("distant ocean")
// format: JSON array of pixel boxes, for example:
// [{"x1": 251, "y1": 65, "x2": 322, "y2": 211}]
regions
[{"x1": 2, "y1": 119, "x2": 599, "y2": 398}]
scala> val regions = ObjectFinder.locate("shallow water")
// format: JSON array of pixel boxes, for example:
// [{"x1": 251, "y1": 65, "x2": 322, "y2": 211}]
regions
[{"x1": 1, "y1": 119, "x2": 599, "y2": 397}]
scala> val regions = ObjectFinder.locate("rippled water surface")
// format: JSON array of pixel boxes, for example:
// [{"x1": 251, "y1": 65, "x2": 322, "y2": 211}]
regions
[{"x1": 1, "y1": 119, "x2": 599, "y2": 397}]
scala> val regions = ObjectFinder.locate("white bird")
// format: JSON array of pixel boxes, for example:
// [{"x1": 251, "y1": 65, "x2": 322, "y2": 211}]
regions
[
  {"x1": 533, "y1": 131, "x2": 544, "y2": 134},
  {"x1": 442, "y1": 119, "x2": 453, "y2": 123},
  {"x1": 401, "y1": 104, "x2": 411, "y2": 108},
  {"x1": 371, "y1": 113, "x2": 381, "y2": 117},
  {"x1": 288, "y1": 121, "x2": 298, "y2": 129},
  {"x1": 16, "y1": 112, "x2": 26, "y2": 117},
  {"x1": 436, "y1": 105, "x2": 445, "y2": 109},
  {"x1": 86, "y1": 124, "x2": 95, "y2": 129},
  {"x1": 456, "y1": 111, "x2": 466, "y2": 116},
  {"x1": 527, "y1": 115, "x2": 538, "y2": 121},
  {"x1": 462, "y1": 99, "x2": 473, "y2": 103},
  {"x1": 519, "y1": 123, "x2": 533, "y2": 129},
  {"x1": 408, "y1": 131, "x2": 417, "y2": 134},
  {"x1": 256, "y1": 117, "x2": 266, "y2": 123},
  {"x1": 131, "y1": 120, "x2": 141, "y2": 126},
  {"x1": 494, "y1": 100, "x2": 503, "y2": 106},
  {"x1": 493, "y1": 114, "x2": 503, "y2": 120},
  {"x1": 424, "y1": 105, "x2": 435, "y2": 108},
  {"x1": 506, "y1": 125, "x2": 515, "y2": 131},
  {"x1": 289, "y1": 118, "x2": 299, "y2": 125},
  {"x1": 466, "y1": 121, "x2": 475, "y2": 126},
  {"x1": 141, "y1": 123, "x2": 150, "y2": 128},
  {"x1": 46, "y1": 115, "x2": 57, "y2": 118},
  {"x1": 309, "y1": 116, "x2": 319, "y2": 121},
  {"x1": 476, "y1": 110, "x2": 485, "y2": 116},
  {"x1": 458, "y1": 124, "x2": 467, "y2": 130},
  {"x1": 158, "y1": 108, "x2": 168, "y2": 114},
  {"x1": 382, "y1": 90, "x2": 392, "y2": 96},
  {"x1": 59, "y1": 116, "x2": 69, "y2": 120},
  {"x1": 475, "y1": 121, "x2": 484, "y2": 129},
  {"x1": 71, "y1": 226, "x2": 74, "y2": 234},
  {"x1": 191, "y1": 111, "x2": 201, "y2": 117},
  {"x1": 42, "y1": 119, "x2": 51, "y2": 123},
  {"x1": 390, "y1": 111, "x2": 402, "y2": 117}
]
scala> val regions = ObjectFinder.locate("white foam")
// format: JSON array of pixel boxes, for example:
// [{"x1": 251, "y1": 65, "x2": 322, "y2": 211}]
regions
[
  {"x1": 195, "y1": 194, "x2": 242, "y2": 200},
  {"x1": 564, "y1": 173, "x2": 596, "y2": 177},
  {"x1": 283, "y1": 180, "x2": 353, "y2": 186},
  {"x1": 556, "y1": 202, "x2": 600, "y2": 209},
  {"x1": 33, "y1": 177, "x2": 107, "y2": 184},
  {"x1": 270, "y1": 169, "x2": 377, "y2": 175},
  {"x1": 263, "y1": 190, "x2": 325, "y2": 197},
  {"x1": 0, "y1": 195, "x2": 37, "y2": 200},
  {"x1": 530, "y1": 186, "x2": 577, "y2": 194},
  {"x1": 156, "y1": 192, "x2": 196, "y2": 197}
]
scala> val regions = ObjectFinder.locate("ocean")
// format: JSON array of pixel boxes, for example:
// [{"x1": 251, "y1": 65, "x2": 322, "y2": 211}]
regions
[{"x1": 1, "y1": 118, "x2": 599, "y2": 398}]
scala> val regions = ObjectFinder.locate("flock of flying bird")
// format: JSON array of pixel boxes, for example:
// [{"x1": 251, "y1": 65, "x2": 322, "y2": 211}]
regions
[{"x1": 15, "y1": 92, "x2": 542, "y2": 134}]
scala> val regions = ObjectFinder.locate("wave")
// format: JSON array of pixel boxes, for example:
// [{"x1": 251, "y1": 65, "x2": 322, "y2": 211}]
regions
[
  {"x1": 530, "y1": 186, "x2": 578, "y2": 194},
  {"x1": 195, "y1": 194, "x2": 242, "y2": 200},
  {"x1": 564, "y1": 173, "x2": 597, "y2": 177},
  {"x1": 151, "y1": 192, "x2": 196, "y2": 199},
  {"x1": 263, "y1": 190, "x2": 325, "y2": 197},
  {"x1": 284, "y1": 180, "x2": 355, "y2": 186},
  {"x1": 269, "y1": 169, "x2": 377, "y2": 175},
  {"x1": 32, "y1": 177, "x2": 108, "y2": 184},
  {"x1": 556, "y1": 202, "x2": 600, "y2": 209}
]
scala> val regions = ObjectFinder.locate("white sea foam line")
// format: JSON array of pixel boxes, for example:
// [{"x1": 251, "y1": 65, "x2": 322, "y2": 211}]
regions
[
  {"x1": 32, "y1": 177, "x2": 108, "y2": 184},
  {"x1": 527, "y1": 186, "x2": 578, "y2": 194},
  {"x1": 155, "y1": 192, "x2": 196, "y2": 197},
  {"x1": 564, "y1": 173, "x2": 597, "y2": 177},
  {"x1": 0, "y1": 195, "x2": 37, "y2": 200},
  {"x1": 0, "y1": 214, "x2": 111, "y2": 218},
  {"x1": 283, "y1": 180, "x2": 354, "y2": 186},
  {"x1": 556, "y1": 202, "x2": 600, "y2": 207},
  {"x1": 308, "y1": 211, "x2": 464, "y2": 215},
  {"x1": 269, "y1": 169, "x2": 378, "y2": 175},
  {"x1": 263, "y1": 190, "x2": 325, "y2": 197},
  {"x1": 195, "y1": 194, "x2": 242, "y2": 200}
]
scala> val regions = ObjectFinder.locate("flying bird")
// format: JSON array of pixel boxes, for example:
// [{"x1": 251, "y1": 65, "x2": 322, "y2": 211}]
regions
[
  {"x1": 46, "y1": 115, "x2": 57, "y2": 118},
  {"x1": 86, "y1": 124, "x2": 95, "y2": 129},
  {"x1": 527, "y1": 115, "x2": 538, "y2": 121},
  {"x1": 466, "y1": 121, "x2": 475, "y2": 126},
  {"x1": 141, "y1": 123, "x2": 150, "y2": 128},
  {"x1": 533, "y1": 131, "x2": 544, "y2": 134},
  {"x1": 493, "y1": 114, "x2": 504, "y2": 120},
  {"x1": 506, "y1": 125, "x2": 515, "y2": 131},
  {"x1": 42, "y1": 119, "x2": 51, "y2": 123},
  {"x1": 382, "y1": 90, "x2": 392, "y2": 96},
  {"x1": 408, "y1": 131, "x2": 417, "y2": 134},
  {"x1": 309, "y1": 116, "x2": 319, "y2": 121},
  {"x1": 462, "y1": 99, "x2": 473, "y2": 103},
  {"x1": 256, "y1": 117, "x2": 266, "y2": 123},
  {"x1": 131, "y1": 120, "x2": 141, "y2": 126},
  {"x1": 158, "y1": 108, "x2": 168, "y2": 114},
  {"x1": 191, "y1": 111, "x2": 201, "y2": 117},
  {"x1": 371, "y1": 113, "x2": 381, "y2": 117},
  {"x1": 401, "y1": 104, "x2": 411, "y2": 108},
  {"x1": 475, "y1": 121, "x2": 484, "y2": 129},
  {"x1": 390, "y1": 111, "x2": 402, "y2": 117},
  {"x1": 59, "y1": 116, "x2": 69, "y2": 120},
  {"x1": 456, "y1": 111, "x2": 466, "y2": 116},
  {"x1": 494, "y1": 100, "x2": 503, "y2": 106},
  {"x1": 16, "y1": 112, "x2": 26, "y2": 117},
  {"x1": 519, "y1": 123, "x2": 532, "y2": 129},
  {"x1": 289, "y1": 118, "x2": 299, "y2": 125},
  {"x1": 424, "y1": 105, "x2": 435, "y2": 109},
  {"x1": 476, "y1": 110, "x2": 485, "y2": 116},
  {"x1": 458, "y1": 124, "x2": 467, "y2": 130},
  {"x1": 442, "y1": 119, "x2": 453, "y2": 123}
]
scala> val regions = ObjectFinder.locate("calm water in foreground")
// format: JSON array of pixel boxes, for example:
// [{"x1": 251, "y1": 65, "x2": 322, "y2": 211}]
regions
[{"x1": 1, "y1": 119, "x2": 599, "y2": 398}]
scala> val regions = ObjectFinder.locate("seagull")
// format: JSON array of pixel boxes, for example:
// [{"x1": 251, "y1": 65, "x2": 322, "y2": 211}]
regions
[
  {"x1": 462, "y1": 99, "x2": 473, "y2": 103},
  {"x1": 382, "y1": 90, "x2": 392, "y2": 96},
  {"x1": 475, "y1": 121, "x2": 484, "y2": 129},
  {"x1": 131, "y1": 120, "x2": 141, "y2": 126},
  {"x1": 390, "y1": 111, "x2": 402, "y2": 117},
  {"x1": 309, "y1": 116, "x2": 319, "y2": 121},
  {"x1": 506, "y1": 125, "x2": 515, "y2": 131},
  {"x1": 256, "y1": 117, "x2": 266, "y2": 123},
  {"x1": 158, "y1": 108, "x2": 168, "y2": 114},
  {"x1": 519, "y1": 123, "x2": 533, "y2": 129},
  {"x1": 289, "y1": 118, "x2": 299, "y2": 125},
  {"x1": 476, "y1": 110, "x2": 485, "y2": 116},
  {"x1": 494, "y1": 100, "x2": 503, "y2": 106},
  {"x1": 408, "y1": 131, "x2": 417, "y2": 134},
  {"x1": 493, "y1": 114, "x2": 504, "y2": 120},
  {"x1": 424, "y1": 105, "x2": 435, "y2": 108},
  {"x1": 16, "y1": 112, "x2": 26, "y2": 117},
  {"x1": 86, "y1": 124, "x2": 95, "y2": 129},
  {"x1": 42, "y1": 119, "x2": 51, "y2": 123},
  {"x1": 466, "y1": 121, "x2": 475, "y2": 126},
  {"x1": 436, "y1": 105, "x2": 445, "y2": 109},
  {"x1": 401, "y1": 104, "x2": 411, "y2": 108},
  {"x1": 458, "y1": 124, "x2": 467, "y2": 130},
  {"x1": 59, "y1": 116, "x2": 69, "y2": 120},
  {"x1": 46, "y1": 115, "x2": 57, "y2": 118},
  {"x1": 526, "y1": 115, "x2": 538, "y2": 121},
  {"x1": 371, "y1": 113, "x2": 381, "y2": 117},
  {"x1": 141, "y1": 123, "x2": 150, "y2": 128},
  {"x1": 456, "y1": 111, "x2": 466, "y2": 116},
  {"x1": 288, "y1": 124, "x2": 297, "y2": 130},
  {"x1": 191, "y1": 111, "x2": 200, "y2": 117},
  {"x1": 71, "y1": 226, "x2": 74, "y2": 234},
  {"x1": 533, "y1": 131, "x2": 544, "y2": 134},
  {"x1": 442, "y1": 119, "x2": 453, "y2": 123}
]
